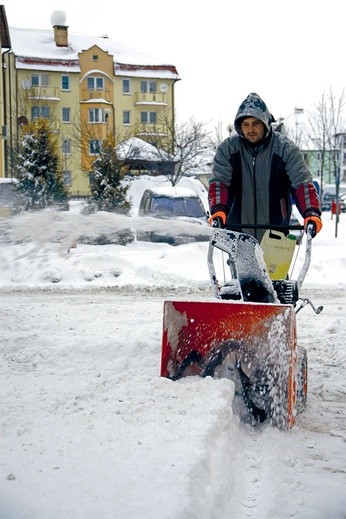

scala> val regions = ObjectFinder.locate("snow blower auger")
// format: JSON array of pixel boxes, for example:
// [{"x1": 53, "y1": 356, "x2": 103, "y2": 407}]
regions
[{"x1": 161, "y1": 223, "x2": 322, "y2": 429}]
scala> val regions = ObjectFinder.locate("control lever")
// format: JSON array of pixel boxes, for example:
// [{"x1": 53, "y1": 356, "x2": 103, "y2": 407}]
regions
[{"x1": 295, "y1": 297, "x2": 324, "y2": 314}]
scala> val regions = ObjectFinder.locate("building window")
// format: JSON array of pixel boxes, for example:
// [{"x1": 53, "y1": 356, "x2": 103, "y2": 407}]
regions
[
  {"x1": 31, "y1": 106, "x2": 39, "y2": 119},
  {"x1": 89, "y1": 139, "x2": 101, "y2": 155},
  {"x1": 141, "y1": 111, "x2": 157, "y2": 124},
  {"x1": 122, "y1": 79, "x2": 130, "y2": 94},
  {"x1": 62, "y1": 107, "x2": 71, "y2": 123},
  {"x1": 62, "y1": 139, "x2": 71, "y2": 155},
  {"x1": 123, "y1": 110, "x2": 130, "y2": 125},
  {"x1": 31, "y1": 74, "x2": 49, "y2": 87},
  {"x1": 61, "y1": 75, "x2": 70, "y2": 91},
  {"x1": 87, "y1": 76, "x2": 104, "y2": 90},
  {"x1": 140, "y1": 80, "x2": 156, "y2": 93},
  {"x1": 92, "y1": 54, "x2": 98, "y2": 62},
  {"x1": 32, "y1": 106, "x2": 50, "y2": 119},
  {"x1": 63, "y1": 170, "x2": 72, "y2": 186},
  {"x1": 88, "y1": 108, "x2": 107, "y2": 123}
]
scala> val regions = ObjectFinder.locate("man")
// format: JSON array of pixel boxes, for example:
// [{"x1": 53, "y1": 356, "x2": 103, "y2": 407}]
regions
[{"x1": 208, "y1": 92, "x2": 322, "y2": 242}]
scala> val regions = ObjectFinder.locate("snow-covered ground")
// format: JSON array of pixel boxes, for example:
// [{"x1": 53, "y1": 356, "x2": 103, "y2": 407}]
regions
[{"x1": 1, "y1": 179, "x2": 345, "y2": 518}]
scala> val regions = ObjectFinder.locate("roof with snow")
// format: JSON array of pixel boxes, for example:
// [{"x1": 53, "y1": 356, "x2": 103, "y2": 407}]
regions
[
  {"x1": 116, "y1": 138, "x2": 174, "y2": 162},
  {"x1": 9, "y1": 27, "x2": 179, "y2": 79},
  {"x1": 144, "y1": 186, "x2": 199, "y2": 198}
]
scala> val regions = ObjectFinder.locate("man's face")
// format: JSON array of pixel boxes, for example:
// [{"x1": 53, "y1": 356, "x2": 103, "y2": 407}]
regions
[{"x1": 240, "y1": 117, "x2": 266, "y2": 143}]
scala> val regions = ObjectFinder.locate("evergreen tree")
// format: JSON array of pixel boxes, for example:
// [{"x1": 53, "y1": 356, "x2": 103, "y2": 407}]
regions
[
  {"x1": 87, "y1": 136, "x2": 132, "y2": 214},
  {"x1": 16, "y1": 119, "x2": 68, "y2": 210}
]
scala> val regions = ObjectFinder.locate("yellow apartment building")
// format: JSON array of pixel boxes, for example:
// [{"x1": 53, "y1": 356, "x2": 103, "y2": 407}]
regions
[{"x1": 3, "y1": 12, "x2": 179, "y2": 195}]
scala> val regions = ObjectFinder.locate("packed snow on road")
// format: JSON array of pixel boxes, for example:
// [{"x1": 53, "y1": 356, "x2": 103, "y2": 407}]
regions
[{"x1": 1, "y1": 190, "x2": 345, "y2": 518}]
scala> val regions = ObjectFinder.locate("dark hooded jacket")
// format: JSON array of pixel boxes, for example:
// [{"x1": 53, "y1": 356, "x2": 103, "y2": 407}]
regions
[{"x1": 208, "y1": 92, "x2": 321, "y2": 241}]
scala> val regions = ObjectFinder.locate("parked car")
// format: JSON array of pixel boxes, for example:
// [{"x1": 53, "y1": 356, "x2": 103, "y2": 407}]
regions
[
  {"x1": 0, "y1": 178, "x2": 21, "y2": 217},
  {"x1": 321, "y1": 192, "x2": 346, "y2": 212},
  {"x1": 137, "y1": 186, "x2": 210, "y2": 245}
]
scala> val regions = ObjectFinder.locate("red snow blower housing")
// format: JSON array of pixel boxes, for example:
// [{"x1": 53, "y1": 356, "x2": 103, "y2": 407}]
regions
[{"x1": 161, "y1": 223, "x2": 322, "y2": 428}]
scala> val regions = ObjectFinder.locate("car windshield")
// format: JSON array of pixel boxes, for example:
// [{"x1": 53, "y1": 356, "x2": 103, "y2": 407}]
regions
[{"x1": 151, "y1": 196, "x2": 205, "y2": 218}]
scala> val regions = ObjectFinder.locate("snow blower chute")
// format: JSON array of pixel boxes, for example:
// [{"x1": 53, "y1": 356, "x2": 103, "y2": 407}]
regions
[{"x1": 161, "y1": 224, "x2": 322, "y2": 428}]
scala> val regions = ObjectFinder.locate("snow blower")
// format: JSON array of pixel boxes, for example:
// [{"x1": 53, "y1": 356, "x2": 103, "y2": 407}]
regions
[{"x1": 161, "y1": 223, "x2": 322, "y2": 428}]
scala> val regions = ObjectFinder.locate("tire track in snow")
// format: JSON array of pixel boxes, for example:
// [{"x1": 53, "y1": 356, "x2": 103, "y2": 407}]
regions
[
  {"x1": 216, "y1": 418, "x2": 305, "y2": 518},
  {"x1": 222, "y1": 419, "x2": 266, "y2": 518}
]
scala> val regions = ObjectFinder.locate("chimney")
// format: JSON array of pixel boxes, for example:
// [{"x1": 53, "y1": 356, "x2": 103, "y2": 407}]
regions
[
  {"x1": 53, "y1": 24, "x2": 68, "y2": 47},
  {"x1": 50, "y1": 11, "x2": 68, "y2": 47}
]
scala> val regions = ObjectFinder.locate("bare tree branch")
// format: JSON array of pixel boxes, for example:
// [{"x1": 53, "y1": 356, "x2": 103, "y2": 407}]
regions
[{"x1": 306, "y1": 87, "x2": 346, "y2": 201}]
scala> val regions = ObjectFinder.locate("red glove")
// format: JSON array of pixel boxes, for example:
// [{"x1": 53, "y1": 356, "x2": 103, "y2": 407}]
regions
[
  {"x1": 208, "y1": 210, "x2": 227, "y2": 228},
  {"x1": 304, "y1": 213, "x2": 322, "y2": 238}
]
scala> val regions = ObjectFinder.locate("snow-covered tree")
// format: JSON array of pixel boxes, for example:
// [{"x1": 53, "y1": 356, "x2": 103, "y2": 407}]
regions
[
  {"x1": 79, "y1": 136, "x2": 133, "y2": 245},
  {"x1": 16, "y1": 119, "x2": 68, "y2": 210},
  {"x1": 87, "y1": 136, "x2": 132, "y2": 214}
]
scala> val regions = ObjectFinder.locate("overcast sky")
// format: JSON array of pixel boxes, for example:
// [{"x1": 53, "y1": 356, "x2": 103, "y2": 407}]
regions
[{"x1": 3, "y1": 0, "x2": 345, "y2": 137}]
